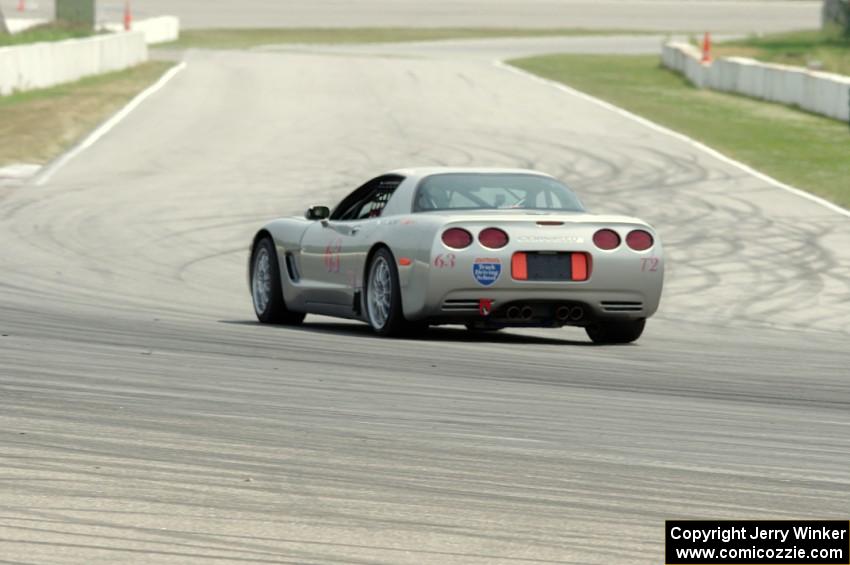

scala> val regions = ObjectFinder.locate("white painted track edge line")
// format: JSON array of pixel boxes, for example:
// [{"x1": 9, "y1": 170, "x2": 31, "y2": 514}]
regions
[
  {"x1": 33, "y1": 61, "x2": 189, "y2": 187},
  {"x1": 493, "y1": 59, "x2": 850, "y2": 219}
]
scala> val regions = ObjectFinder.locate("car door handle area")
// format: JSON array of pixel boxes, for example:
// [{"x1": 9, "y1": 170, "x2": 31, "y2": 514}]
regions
[{"x1": 350, "y1": 226, "x2": 360, "y2": 235}]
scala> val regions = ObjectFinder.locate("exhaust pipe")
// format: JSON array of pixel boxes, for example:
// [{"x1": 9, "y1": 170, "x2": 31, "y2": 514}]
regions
[
  {"x1": 520, "y1": 306, "x2": 533, "y2": 320},
  {"x1": 555, "y1": 306, "x2": 571, "y2": 321},
  {"x1": 569, "y1": 306, "x2": 584, "y2": 321},
  {"x1": 506, "y1": 306, "x2": 520, "y2": 319}
]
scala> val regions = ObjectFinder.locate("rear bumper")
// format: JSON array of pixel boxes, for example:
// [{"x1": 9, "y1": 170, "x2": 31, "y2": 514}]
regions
[
  {"x1": 400, "y1": 247, "x2": 664, "y2": 323},
  {"x1": 437, "y1": 287, "x2": 650, "y2": 318}
]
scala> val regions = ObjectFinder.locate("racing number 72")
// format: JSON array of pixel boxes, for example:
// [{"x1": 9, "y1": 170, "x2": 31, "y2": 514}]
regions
[{"x1": 641, "y1": 257, "x2": 660, "y2": 272}]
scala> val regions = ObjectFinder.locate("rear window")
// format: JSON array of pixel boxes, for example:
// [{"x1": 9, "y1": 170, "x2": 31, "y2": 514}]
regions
[{"x1": 413, "y1": 173, "x2": 584, "y2": 213}]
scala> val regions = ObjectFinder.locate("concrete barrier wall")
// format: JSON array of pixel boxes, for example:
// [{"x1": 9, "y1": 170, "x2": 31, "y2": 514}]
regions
[
  {"x1": 0, "y1": 31, "x2": 148, "y2": 96},
  {"x1": 5, "y1": 18, "x2": 50, "y2": 34},
  {"x1": 662, "y1": 41, "x2": 850, "y2": 122},
  {"x1": 100, "y1": 16, "x2": 181, "y2": 45},
  {"x1": 133, "y1": 16, "x2": 180, "y2": 44}
]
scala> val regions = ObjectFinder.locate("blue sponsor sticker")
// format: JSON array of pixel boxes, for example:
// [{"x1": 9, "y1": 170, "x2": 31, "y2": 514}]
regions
[{"x1": 472, "y1": 258, "x2": 502, "y2": 286}]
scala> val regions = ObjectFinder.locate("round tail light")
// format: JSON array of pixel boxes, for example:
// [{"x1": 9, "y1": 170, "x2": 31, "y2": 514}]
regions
[
  {"x1": 626, "y1": 230, "x2": 654, "y2": 251},
  {"x1": 593, "y1": 229, "x2": 620, "y2": 250},
  {"x1": 478, "y1": 228, "x2": 509, "y2": 249},
  {"x1": 441, "y1": 228, "x2": 473, "y2": 249}
]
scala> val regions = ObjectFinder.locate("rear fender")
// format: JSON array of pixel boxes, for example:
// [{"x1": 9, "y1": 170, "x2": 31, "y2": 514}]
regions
[
  {"x1": 361, "y1": 217, "x2": 444, "y2": 319},
  {"x1": 248, "y1": 218, "x2": 313, "y2": 305}
]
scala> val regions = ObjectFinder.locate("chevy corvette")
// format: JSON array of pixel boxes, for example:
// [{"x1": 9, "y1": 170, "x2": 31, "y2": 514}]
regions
[{"x1": 249, "y1": 168, "x2": 664, "y2": 343}]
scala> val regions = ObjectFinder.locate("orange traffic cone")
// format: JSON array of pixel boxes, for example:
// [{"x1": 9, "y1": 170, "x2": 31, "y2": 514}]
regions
[
  {"x1": 701, "y1": 32, "x2": 712, "y2": 64},
  {"x1": 123, "y1": 1, "x2": 133, "y2": 31}
]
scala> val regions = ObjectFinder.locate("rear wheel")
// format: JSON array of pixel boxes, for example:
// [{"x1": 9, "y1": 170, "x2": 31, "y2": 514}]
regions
[
  {"x1": 251, "y1": 237, "x2": 305, "y2": 325},
  {"x1": 585, "y1": 318, "x2": 645, "y2": 344},
  {"x1": 365, "y1": 247, "x2": 423, "y2": 337}
]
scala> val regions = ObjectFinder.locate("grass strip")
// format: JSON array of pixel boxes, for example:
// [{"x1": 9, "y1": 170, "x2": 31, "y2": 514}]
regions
[
  {"x1": 510, "y1": 54, "x2": 850, "y2": 208},
  {"x1": 714, "y1": 29, "x2": 850, "y2": 76},
  {"x1": 0, "y1": 22, "x2": 97, "y2": 46},
  {"x1": 0, "y1": 61, "x2": 175, "y2": 167}
]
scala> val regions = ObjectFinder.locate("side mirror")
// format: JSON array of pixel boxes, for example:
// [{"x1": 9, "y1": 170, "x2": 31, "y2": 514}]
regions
[{"x1": 306, "y1": 206, "x2": 330, "y2": 221}]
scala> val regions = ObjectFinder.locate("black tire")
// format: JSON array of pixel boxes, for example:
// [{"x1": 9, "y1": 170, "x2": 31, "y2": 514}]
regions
[
  {"x1": 250, "y1": 237, "x2": 305, "y2": 325},
  {"x1": 585, "y1": 318, "x2": 645, "y2": 344},
  {"x1": 364, "y1": 247, "x2": 423, "y2": 337}
]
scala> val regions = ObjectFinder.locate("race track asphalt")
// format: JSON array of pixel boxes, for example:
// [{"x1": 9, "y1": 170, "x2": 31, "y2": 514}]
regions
[
  {"x1": 3, "y1": 0, "x2": 821, "y2": 33},
  {"x1": 1, "y1": 39, "x2": 849, "y2": 564}
]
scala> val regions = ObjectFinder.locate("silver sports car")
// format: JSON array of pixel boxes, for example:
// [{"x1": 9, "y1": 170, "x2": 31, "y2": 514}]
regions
[{"x1": 249, "y1": 168, "x2": 664, "y2": 343}]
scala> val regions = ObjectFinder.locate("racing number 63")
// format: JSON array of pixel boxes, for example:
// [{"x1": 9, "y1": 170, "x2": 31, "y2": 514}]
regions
[{"x1": 434, "y1": 253, "x2": 456, "y2": 269}]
